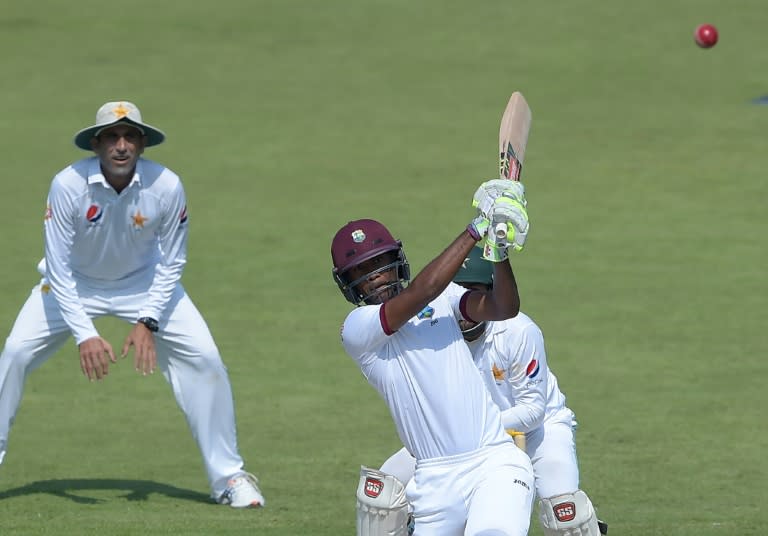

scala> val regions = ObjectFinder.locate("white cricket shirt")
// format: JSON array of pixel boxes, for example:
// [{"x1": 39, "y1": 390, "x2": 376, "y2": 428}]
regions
[
  {"x1": 341, "y1": 282, "x2": 510, "y2": 461},
  {"x1": 467, "y1": 312, "x2": 572, "y2": 433},
  {"x1": 43, "y1": 157, "x2": 188, "y2": 344}
]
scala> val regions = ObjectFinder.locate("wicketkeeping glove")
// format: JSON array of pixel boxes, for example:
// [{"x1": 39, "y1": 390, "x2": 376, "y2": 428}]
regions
[{"x1": 472, "y1": 179, "x2": 527, "y2": 217}]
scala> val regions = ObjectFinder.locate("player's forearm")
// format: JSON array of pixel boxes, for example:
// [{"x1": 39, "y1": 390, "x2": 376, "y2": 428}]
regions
[
  {"x1": 139, "y1": 261, "x2": 186, "y2": 321},
  {"x1": 47, "y1": 275, "x2": 99, "y2": 344},
  {"x1": 408, "y1": 231, "x2": 477, "y2": 303},
  {"x1": 500, "y1": 403, "x2": 544, "y2": 433},
  {"x1": 383, "y1": 231, "x2": 477, "y2": 332},
  {"x1": 45, "y1": 249, "x2": 99, "y2": 344},
  {"x1": 490, "y1": 261, "x2": 520, "y2": 319},
  {"x1": 144, "y1": 209, "x2": 188, "y2": 321}
]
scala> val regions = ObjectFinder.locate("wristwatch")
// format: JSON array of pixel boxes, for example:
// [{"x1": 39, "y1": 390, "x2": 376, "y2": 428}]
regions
[{"x1": 137, "y1": 317, "x2": 159, "y2": 333}]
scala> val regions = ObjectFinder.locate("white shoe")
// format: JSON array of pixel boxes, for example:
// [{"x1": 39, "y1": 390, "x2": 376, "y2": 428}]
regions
[{"x1": 218, "y1": 472, "x2": 265, "y2": 508}]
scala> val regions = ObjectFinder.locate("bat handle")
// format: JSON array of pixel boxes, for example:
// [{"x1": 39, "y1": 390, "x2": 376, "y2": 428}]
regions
[{"x1": 494, "y1": 222, "x2": 507, "y2": 241}]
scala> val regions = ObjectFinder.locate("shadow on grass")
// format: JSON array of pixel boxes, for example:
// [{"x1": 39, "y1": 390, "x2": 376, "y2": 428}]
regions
[{"x1": 0, "y1": 478, "x2": 212, "y2": 505}]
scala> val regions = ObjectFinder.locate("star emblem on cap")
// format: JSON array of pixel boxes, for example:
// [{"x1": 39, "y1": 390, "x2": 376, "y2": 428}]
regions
[{"x1": 113, "y1": 103, "x2": 130, "y2": 119}]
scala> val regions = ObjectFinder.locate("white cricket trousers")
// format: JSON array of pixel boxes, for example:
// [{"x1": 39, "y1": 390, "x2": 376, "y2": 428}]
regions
[
  {"x1": 407, "y1": 442, "x2": 534, "y2": 536},
  {"x1": 525, "y1": 413, "x2": 580, "y2": 499},
  {"x1": 0, "y1": 278, "x2": 245, "y2": 497}
]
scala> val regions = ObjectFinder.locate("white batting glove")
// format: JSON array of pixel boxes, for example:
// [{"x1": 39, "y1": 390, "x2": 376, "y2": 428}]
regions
[
  {"x1": 472, "y1": 179, "x2": 527, "y2": 217},
  {"x1": 489, "y1": 195, "x2": 529, "y2": 251},
  {"x1": 467, "y1": 213, "x2": 491, "y2": 241},
  {"x1": 481, "y1": 238, "x2": 509, "y2": 262}
]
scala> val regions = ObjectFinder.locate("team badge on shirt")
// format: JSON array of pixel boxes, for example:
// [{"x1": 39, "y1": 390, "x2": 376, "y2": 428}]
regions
[
  {"x1": 86, "y1": 204, "x2": 103, "y2": 223},
  {"x1": 416, "y1": 306, "x2": 434, "y2": 319},
  {"x1": 132, "y1": 210, "x2": 148, "y2": 228},
  {"x1": 492, "y1": 363, "x2": 505, "y2": 381}
]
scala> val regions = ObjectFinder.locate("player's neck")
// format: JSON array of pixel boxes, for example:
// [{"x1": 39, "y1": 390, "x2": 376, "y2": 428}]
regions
[{"x1": 102, "y1": 169, "x2": 135, "y2": 194}]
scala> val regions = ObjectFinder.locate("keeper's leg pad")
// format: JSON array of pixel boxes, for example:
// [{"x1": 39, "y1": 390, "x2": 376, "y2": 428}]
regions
[
  {"x1": 356, "y1": 466, "x2": 411, "y2": 536},
  {"x1": 538, "y1": 490, "x2": 601, "y2": 536}
]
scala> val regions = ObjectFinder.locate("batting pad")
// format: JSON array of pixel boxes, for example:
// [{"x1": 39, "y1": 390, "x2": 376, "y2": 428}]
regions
[
  {"x1": 539, "y1": 490, "x2": 601, "y2": 536},
  {"x1": 356, "y1": 466, "x2": 410, "y2": 536}
]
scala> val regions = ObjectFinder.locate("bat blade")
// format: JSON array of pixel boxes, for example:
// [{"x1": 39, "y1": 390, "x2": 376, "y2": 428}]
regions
[
  {"x1": 498, "y1": 92, "x2": 532, "y2": 181},
  {"x1": 494, "y1": 92, "x2": 532, "y2": 241}
]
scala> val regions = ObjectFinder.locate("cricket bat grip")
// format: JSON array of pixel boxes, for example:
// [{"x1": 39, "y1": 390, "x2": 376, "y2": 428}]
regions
[
  {"x1": 494, "y1": 222, "x2": 508, "y2": 242},
  {"x1": 507, "y1": 428, "x2": 526, "y2": 452}
]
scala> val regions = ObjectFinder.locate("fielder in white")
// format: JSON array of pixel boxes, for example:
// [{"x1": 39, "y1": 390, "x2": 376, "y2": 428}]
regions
[
  {"x1": 0, "y1": 101, "x2": 264, "y2": 508},
  {"x1": 375, "y1": 247, "x2": 608, "y2": 536},
  {"x1": 332, "y1": 180, "x2": 534, "y2": 536}
]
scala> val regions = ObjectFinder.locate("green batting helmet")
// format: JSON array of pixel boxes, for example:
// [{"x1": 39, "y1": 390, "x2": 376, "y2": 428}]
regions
[{"x1": 453, "y1": 247, "x2": 493, "y2": 286}]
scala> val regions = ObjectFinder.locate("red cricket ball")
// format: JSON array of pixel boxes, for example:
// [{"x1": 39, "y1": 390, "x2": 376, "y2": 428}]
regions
[{"x1": 694, "y1": 23, "x2": 718, "y2": 49}]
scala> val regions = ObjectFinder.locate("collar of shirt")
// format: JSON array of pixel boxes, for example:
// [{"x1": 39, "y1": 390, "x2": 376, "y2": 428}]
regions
[{"x1": 86, "y1": 157, "x2": 144, "y2": 189}]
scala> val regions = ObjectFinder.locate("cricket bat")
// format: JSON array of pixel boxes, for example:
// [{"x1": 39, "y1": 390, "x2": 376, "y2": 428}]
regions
[
  {"x1": 498, "y1": 92, "x2": 531, "y2": 452},
  {"x1": 494, "y1": 91, "x2": 532, "y2": 243}
]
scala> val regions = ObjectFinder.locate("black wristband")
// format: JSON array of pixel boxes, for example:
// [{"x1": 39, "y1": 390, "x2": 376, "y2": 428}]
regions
[{"x1": 137, "y1": 317, "x2": 159, "y2": 332}]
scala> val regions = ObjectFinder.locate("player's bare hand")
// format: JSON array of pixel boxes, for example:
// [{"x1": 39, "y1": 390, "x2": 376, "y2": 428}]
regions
[
  {"x1": 79, "y1": 336, "x2": 117, "y2": 381},
  {"x1": 121, "y1": 323, "x2": 157, "y2": 376}
]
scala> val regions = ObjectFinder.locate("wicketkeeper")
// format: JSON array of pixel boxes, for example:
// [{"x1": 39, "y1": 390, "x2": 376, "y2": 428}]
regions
[{"x1": 360, "y1": 240, "x2": 609, "y2": 535}]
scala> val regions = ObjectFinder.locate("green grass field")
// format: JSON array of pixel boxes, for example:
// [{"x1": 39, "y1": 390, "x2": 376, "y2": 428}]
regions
[{"x1": 1, "y1": 1, "x2": 766, "y2": 534}]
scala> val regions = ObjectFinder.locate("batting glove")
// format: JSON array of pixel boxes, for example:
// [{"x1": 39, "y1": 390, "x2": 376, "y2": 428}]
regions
[
  {"x1": 467, "y1": 213, "x2": 491, "y2": 241},
  {"x1": 481, "y1": 238, "x2": 509, "y2": 262},
  {"x1": 472, "y1": 179, "x2": 527, "y2": 217}
]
